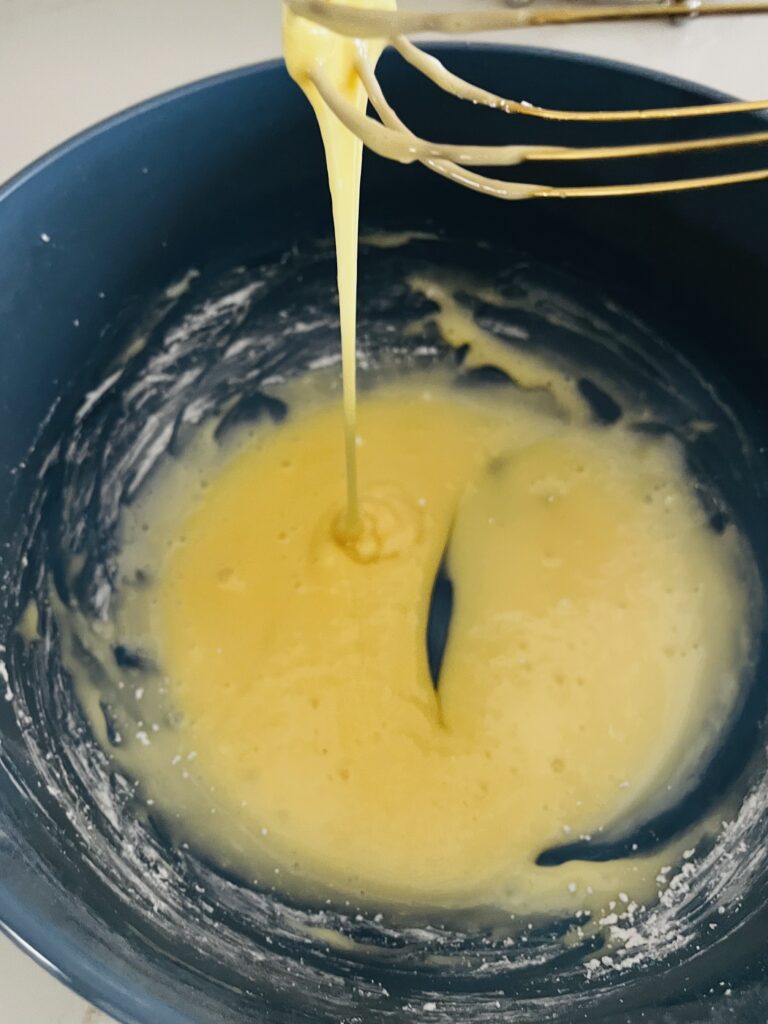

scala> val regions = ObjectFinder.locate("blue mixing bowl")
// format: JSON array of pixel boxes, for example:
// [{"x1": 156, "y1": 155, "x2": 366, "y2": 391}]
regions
[{"x1": 1, "y1": 47, "x2": 768, "y2": 1024}]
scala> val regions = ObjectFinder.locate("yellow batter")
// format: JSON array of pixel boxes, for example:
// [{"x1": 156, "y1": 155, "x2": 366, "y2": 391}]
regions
[{"x1": 142, "y1": 378, "x2": 749, "y2": 911}]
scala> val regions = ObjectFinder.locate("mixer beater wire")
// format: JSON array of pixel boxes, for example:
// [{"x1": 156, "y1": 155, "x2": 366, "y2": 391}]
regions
[{"x1": 286, "y1": 0, "x2": 768, "y2": 197}]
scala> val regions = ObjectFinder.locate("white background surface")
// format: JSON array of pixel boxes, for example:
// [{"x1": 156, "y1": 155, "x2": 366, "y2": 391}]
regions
[{"x1": 0, "y1": 1, "x2": 766, "y2": 1022}]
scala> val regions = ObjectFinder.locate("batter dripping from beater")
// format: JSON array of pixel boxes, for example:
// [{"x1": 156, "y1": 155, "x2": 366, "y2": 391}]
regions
[{"x1": 284, "y1": 0, "x2": 396, "y2": 537}]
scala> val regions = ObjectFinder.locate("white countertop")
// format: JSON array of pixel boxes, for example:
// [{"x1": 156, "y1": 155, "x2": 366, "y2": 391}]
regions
[{"x1": 1, "y1": 2, "x2": 766, "y2": 1022}]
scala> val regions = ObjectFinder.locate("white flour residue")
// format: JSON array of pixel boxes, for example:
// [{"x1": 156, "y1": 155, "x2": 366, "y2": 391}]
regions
[
  {"x1": 75, "y1": 369, "x2": 125, "y2": 423},
  {"x1": 164, "y1": 268, "x2": 200, "y2": 300},
  {"x1": 585, "y1": 765, "x2": 768, "y2": 978},
  {"x1": 0, "y1": 644, "x2": 10, "y2": 702}
]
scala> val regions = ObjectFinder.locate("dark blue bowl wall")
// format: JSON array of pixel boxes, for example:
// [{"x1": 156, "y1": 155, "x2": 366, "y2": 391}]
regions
[{"x1": 0, "y1": 49, "x2": 767, "y2": 1024}]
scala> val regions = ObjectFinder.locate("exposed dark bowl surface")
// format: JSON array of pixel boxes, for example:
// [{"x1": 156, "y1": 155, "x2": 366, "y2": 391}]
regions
[{"x1": 1, "y1": 46, "x2": 768, "y2": 1024}]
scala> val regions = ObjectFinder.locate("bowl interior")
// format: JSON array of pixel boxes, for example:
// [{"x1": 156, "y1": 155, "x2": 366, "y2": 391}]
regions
[{"x1": 1, "y1": 46, "x2": 768, "y2": 1024}]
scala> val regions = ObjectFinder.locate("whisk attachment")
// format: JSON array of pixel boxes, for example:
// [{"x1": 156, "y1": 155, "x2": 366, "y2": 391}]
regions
[
  {"x1": 287, "y1": 0, "x2": 768, "y2": 37},
  {"x1": 287, "y1": 0, "x2": 768, "y2": 198}
]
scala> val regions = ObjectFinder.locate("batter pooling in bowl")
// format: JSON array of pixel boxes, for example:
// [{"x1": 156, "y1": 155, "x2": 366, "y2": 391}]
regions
[
  {"x1": 58, "y1": 286, "x2": 756, "y2": 918},
  {"x1": 139, "y1": 379, "x2": 753, "y2": 912}
]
